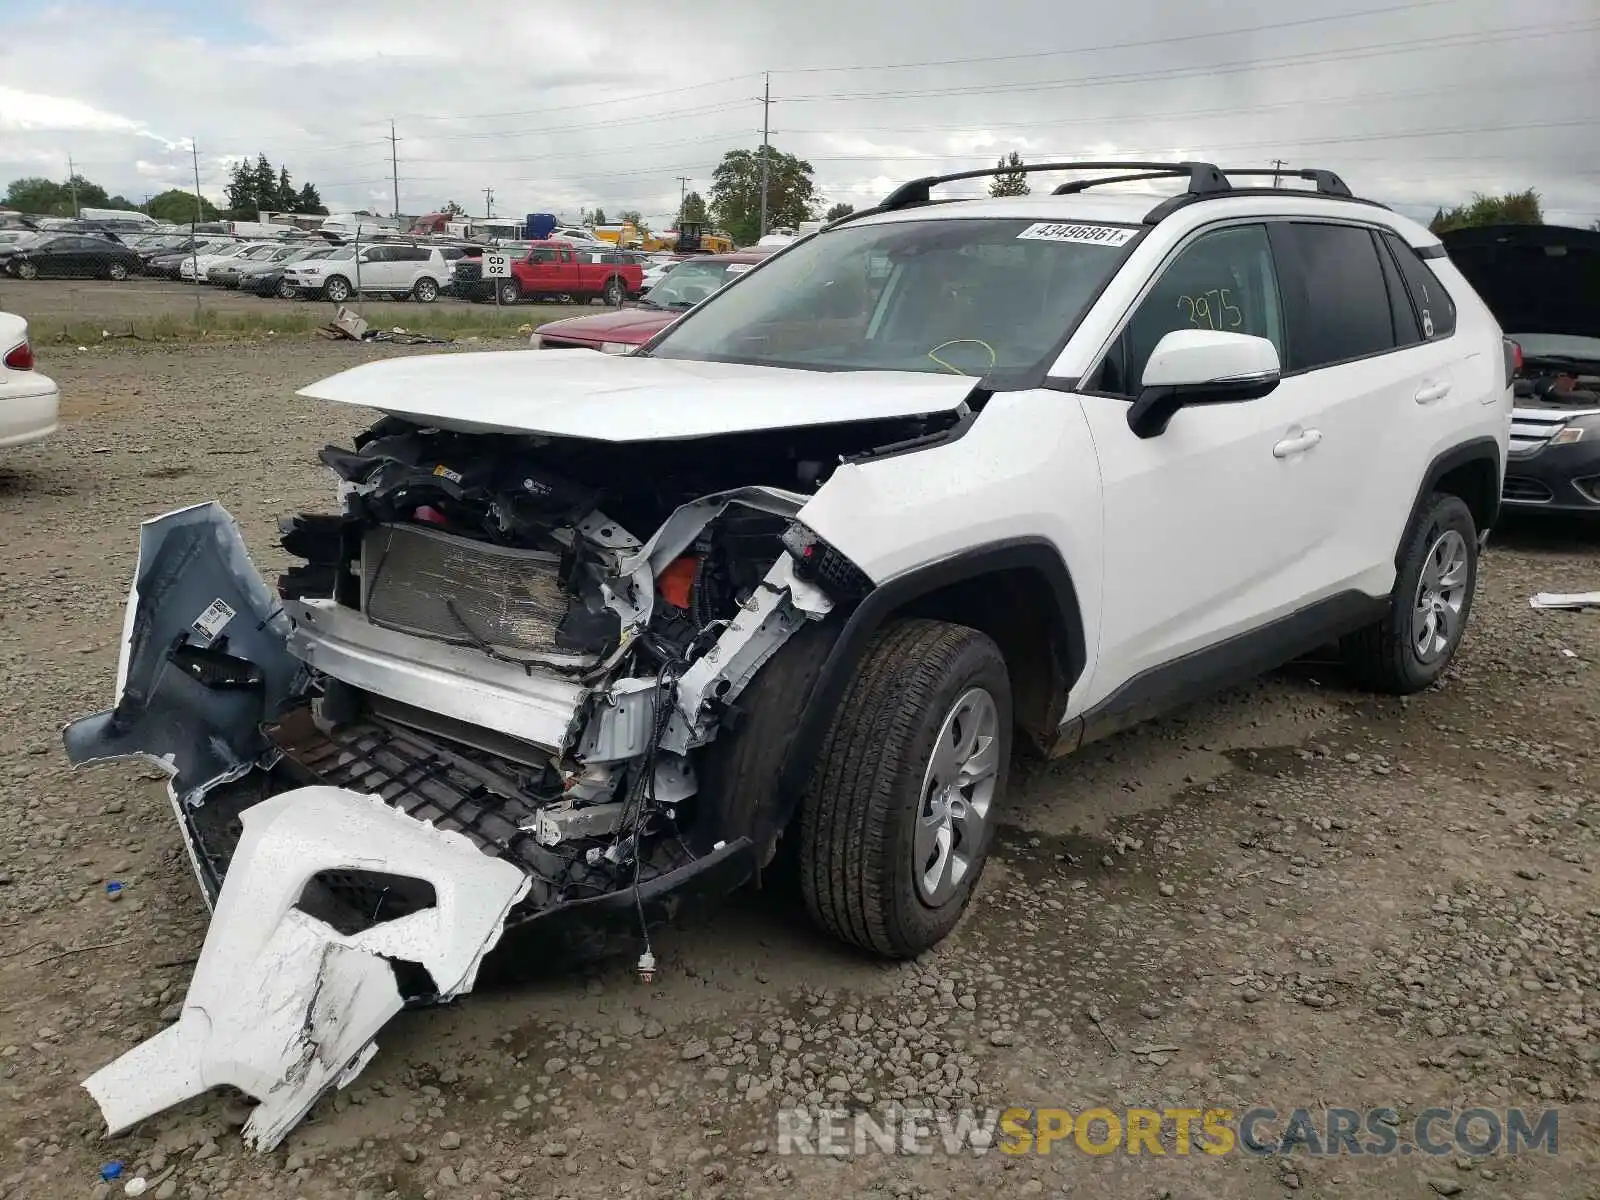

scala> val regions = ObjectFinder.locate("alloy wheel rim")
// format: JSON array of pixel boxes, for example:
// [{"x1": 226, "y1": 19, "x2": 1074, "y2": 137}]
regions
[
  {"x1": 914, "y1": 686, "x2": 1000, "y2": 907},
  {"x1": 1412, "y1": 529, "x2": 1469, "y2": 663}
]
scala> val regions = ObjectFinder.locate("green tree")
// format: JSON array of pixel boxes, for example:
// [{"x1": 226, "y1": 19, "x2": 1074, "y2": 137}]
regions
[
  {"x1": 146, "y1": 188, "x2": 220, "y2": 223},
  {"x1": 824, "y1": 201, "x2": 855, "y2": 222},
  {"x1": 617, "y1": 208, "x2": 648, "y2": 233},
  {"x1": 710, "y1": 146, "x2": 817, "y2": 246},
  {"x1": 440, "y1": 199, "x2": 465, "y2": 217},
  {"x1": 589, "y1": 206, "x2": 608, "y2": 226},
  {"x1": 989, "y1": 151, "x2": 1030, "y2": 197},
  {"x1": 4, "y1": 177, "x2": 65, "y2": 214},
  {"x1": 1429, "y1": 189, "x2": 1542, "y2": 234},
  {"x1": 680, "y1": 191, "x2": 707, "y2": 224},
  {"x1": 275, "y1": 166, "x2": 295, "y2": 211},
  {"x1": 296, "y1": 183, "x2": 326, "y2": 215}
]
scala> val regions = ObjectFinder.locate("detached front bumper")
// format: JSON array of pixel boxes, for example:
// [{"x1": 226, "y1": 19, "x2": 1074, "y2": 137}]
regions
[{"x1": 84, "y1": 785, "x2": 528, "y2": 1152}]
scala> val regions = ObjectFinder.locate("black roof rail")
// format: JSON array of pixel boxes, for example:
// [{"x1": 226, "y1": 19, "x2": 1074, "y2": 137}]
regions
[{"x1": 822, "y1": 161, "x2": 1382, "y2": 233}]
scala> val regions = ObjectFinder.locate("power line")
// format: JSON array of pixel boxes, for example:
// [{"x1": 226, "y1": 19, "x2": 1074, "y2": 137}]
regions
[
  {"x1": 778, "y1": 19, "x2": 1600, "y2": 103},
  {"x1": 386, "y1": 73, "x2": 759, "y2": 124},
  {"x1": 770, "y1": 0, "x2": 1459, "y2": 74},
  {"x1": 773, "y1": 69, "x2": 1595, "y2": 138}
]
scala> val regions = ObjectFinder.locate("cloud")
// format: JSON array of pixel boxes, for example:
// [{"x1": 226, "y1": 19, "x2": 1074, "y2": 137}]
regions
[{"x1": 0, "y1": 0, "x2": 1594, "y2": 226}]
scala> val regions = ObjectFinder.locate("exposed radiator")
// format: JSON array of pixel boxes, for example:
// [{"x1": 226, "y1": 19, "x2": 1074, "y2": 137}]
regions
[{"x1": 361, "y1": 522, "x2": 568, "y2": 654}]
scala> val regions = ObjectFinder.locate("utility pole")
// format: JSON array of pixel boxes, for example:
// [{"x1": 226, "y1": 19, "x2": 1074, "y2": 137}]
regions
[
  {"x1": 483, "y1": 186, "x2": 494, "y2": 218},
  {"x1": 1270, "y1": 158, "x2": 1287, "y2": 188},
  {"x1": 388, "y1": 120, "x2": 401, "y2": 220},
  {"x1": 66, "y1": 154, "x2": 80, "y2": 217},
  {"x1": 676, "y1": 175, "x2": 690, "y2": 228},
  {"x1": 757, "y1": 72, "x2": 771, "y2": 238},
  {"x1": 189, "y1": 140, "x2": 204, "y2": 317}
]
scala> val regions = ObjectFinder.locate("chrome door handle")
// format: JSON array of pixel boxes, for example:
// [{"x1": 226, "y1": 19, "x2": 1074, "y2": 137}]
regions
[
  {"x1": 1273, "y1": 429, "x2": 1323, "y2": 458},
  {"x1": 1415, "y1": 380, "x2": 1452, "y2": 404}
]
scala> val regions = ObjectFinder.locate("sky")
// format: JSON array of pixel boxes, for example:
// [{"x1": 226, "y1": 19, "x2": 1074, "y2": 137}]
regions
[{"x1": 1, "y1": 0, "x2": 1597, "y2": 229}]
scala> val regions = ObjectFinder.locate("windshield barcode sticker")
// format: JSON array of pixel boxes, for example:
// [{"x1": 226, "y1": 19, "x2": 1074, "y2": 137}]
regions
[
  {"x1": 1016, "y1": 223, "x2": 1137, "y2": 247},
  {"x1": 191, "y1": 598, "x2": 236, "y2": 645}
]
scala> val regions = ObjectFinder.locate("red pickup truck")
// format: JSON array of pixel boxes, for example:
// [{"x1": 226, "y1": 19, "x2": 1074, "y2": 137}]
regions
[{"x1": 457, "y1": 241, "x2": 644, "y2": 306}]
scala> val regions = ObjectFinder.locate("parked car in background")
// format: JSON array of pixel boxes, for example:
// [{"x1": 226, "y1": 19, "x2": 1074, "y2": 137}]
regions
[
  {"x1": 282, "y1": 242, "x2": 451, "y2": 302},
  {"x1": 208, "y1": 243, "x2": 293, "y2": 287},
  {"x1": 2, "y1": 233, "x2": 144, "y2": 280},
  {"x1": 1443, "y1": 223, "x2": 1600, "y2": 515},
  {"x1": 0, "y1": 312, "x2": 58, "y2": 450},
  {"x1": 241, "y1": 246, "x2": 335, "y2": 298},
  {"x1": 181, "y1": 241, "x2": 265, "y2": 282},
  {"x1": 532, "y1": 250, "x2": 773, "y2": 352},
  {"x1": 144, "y1": 239, "x2": 237, "y2": 279},
  {"x1": 454, "y1": 239, "x2": 644, "y2": 305}
]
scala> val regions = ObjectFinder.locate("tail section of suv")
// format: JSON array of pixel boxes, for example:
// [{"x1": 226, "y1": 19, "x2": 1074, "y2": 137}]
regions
[{"x1": 64, "y1": 161, "x2": 1510, "y2": 1150}]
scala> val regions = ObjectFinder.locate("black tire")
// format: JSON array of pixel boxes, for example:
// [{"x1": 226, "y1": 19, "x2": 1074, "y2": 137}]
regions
[
  {"x1": 323, "y1": 275, "x2": 352, "y2": 303},
  {"x1": 106, "y1": 261, "x2": 129, "y2": 281},
  {"x1": 1341, "y1": 492, "x2": 1477, "y2": 694},
  {"x1": 16, "y1": 260, "x2": 38, "y2": 281},
  {"x1": 603, "y1": 276, "x2": 625, "y2": 306},
  {"x1": 276, "y1": 279, "x2": 297, "y2": 300},
  {"x1": 799, "y1": 619, "x2": 1011, "y2": 958},
  {"x1": 412, "y1": 277, "x2": 439, "y2": 303},
  {"x1": 498, "y1": 280, "x2": 520, "y2": 305}
]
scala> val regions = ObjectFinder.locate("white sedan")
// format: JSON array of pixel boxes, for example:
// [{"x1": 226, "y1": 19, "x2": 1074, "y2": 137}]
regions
[{"x1": 0, "y1": 312, "x2": 58, "y2": 449}]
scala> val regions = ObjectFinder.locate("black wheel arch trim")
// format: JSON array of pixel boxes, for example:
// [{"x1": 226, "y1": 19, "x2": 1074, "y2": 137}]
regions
[
  {"x1": 774, "y1": 536, "x2": 1087, "y2": 808},
  {"x1": 1400, "y1": 436, "x2": 1502, "y2": 566}
]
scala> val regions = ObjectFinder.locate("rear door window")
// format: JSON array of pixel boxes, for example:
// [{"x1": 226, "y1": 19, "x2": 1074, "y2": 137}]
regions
[
  {"x1": 1383, "y1": 232, "x2": 1456, "y2": 339},
  {"x1": 1270, "y1": 223, "x2": 1397, "y2": 370}
]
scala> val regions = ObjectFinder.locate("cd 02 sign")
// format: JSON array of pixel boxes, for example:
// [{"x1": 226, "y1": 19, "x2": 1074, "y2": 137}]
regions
[{"x1": 482, "y1": 253, "x2": 511, "y2": 278}]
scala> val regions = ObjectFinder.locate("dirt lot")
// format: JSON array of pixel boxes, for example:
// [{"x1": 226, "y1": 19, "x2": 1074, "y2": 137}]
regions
[
  {"x1": 0, "y1": 339, "x2": 1597, "y2": 1200},
  {"x1": 0, "y1": 279, "x2": 590, "y2": 341}
]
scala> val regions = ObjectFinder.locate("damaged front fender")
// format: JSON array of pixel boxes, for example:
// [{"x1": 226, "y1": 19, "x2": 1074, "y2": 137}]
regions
[{"x1": 83, "y1": 786, "x2": 528, "y2": 1152}]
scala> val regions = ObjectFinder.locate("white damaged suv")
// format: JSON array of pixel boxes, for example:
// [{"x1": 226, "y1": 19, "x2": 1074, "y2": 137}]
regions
[{"x1": 65, "y1": 162, "x2": 1512, "y2": 1148}]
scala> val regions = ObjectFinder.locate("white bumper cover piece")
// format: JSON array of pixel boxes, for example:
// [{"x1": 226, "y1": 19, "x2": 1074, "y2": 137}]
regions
[{"x1": 82, "y1": 786, "x2": 529, "y2": 1152}]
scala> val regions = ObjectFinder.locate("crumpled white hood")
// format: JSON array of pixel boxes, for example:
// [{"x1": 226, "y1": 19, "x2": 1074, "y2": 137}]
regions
[{"x1": 296, "y1": 349, "x2": 977, "y2": 441}]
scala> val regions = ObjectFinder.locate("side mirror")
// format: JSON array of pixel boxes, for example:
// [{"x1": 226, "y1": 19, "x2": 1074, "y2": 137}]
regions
[{"x1": 1127, "y1": 329, "x2": 1281, "y2": 439}]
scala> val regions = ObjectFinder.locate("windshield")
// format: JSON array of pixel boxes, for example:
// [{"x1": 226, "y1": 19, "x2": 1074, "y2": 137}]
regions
[
  {"x1": 648, "y1": 217, "x2": 1138, "y2": 381},
  {"x1": 646, "y1": 260, "x2": 744, "y2": 309}
]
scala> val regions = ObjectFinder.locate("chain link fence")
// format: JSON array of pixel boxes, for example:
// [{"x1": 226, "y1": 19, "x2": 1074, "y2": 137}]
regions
[{"x1": 0, "y1": 218, "x2": 607, "y2": 346}]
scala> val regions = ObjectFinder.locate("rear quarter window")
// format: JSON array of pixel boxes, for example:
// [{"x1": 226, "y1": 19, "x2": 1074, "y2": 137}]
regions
[{"x1": 1384, "y1": 232, "x2": 1457, "y2": 339}]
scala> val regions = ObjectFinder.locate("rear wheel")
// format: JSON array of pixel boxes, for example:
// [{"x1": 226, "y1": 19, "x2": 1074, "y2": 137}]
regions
[
  {"x1": 323, "y1": 275, "x2": 352, "y2": 303},
  {"x1": 498, "y1": 280, "x2": 520, "y2": 305},
  {"x1": 799, "y1": 619, "x2": 1011, "y2": 958},
  {"x1": 603, "y1": 275, "x2": 625, "y2": 306},
  {"x1": 106, "y1": 261, "x2": 129, "y2": 281},
  {"x1": 1341, "y1": 492, "x2": 1477, "y2": 693},
  {"x1": 412, "y1": 277, "x2": 439, "y2": 303}
]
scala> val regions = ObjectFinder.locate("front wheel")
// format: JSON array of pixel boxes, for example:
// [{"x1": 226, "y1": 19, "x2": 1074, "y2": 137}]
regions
[
  {"x1": 16, "y1": 260, "x2": 38, "y2": 280},
  {"x1": 799, "y1": 619, "x2": 1011, "y2": 958},
  {"x1": 603, "y1": 276, "x2": 625, "y2": 306},
  {"x1": 323, "y1": 275, "x2": 352, "y2": 303},
  {"x1": 276, "y1": 279, "x2": 297, "y2": 300},
  {"x1": 1341, "y1": 492, "x2": 1477, "y2": 693},
  {"x1": 412, "y1": 277, "x2": 439, "y2": 303}
]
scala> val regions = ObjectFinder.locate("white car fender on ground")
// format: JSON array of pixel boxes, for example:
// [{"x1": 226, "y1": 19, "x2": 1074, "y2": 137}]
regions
[{"x1": 81, "y1": 786, "x2": 530, "y2": 1152}]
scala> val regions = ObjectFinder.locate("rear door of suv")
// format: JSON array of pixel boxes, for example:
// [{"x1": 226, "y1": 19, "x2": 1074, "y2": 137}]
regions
[{"x1": 1266, "y1": 220, "x2": 1461, "y2": 599}]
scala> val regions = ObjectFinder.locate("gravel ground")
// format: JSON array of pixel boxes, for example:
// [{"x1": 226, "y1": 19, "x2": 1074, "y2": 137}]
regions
[
  {"x1": 0, "y1": 278, "x2": 591, "y2": 337},
  {"x1": 1, "y1": 340, "x2": 1597, "y2": 1200}
]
